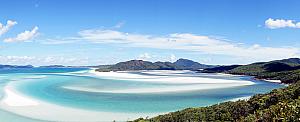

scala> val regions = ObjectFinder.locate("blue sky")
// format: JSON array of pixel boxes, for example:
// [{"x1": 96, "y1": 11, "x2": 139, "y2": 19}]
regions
[{"x1": 0, "y1": 0, "x2": 299, "y2": 66}]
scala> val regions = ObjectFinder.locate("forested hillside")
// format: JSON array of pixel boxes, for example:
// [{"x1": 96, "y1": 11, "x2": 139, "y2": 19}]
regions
[
  {"x1": 202, "y1": 58, "x2": 300, "y2": 84},
  {"x1": 133, "y1": 82, "x2": 300, "y2": 122},
  {"x1": 96, "y1": 59, "x2": 214, "y2": 72},
  {"x1": 132, "y1": 58, "x2": 300, "y2": 122}
]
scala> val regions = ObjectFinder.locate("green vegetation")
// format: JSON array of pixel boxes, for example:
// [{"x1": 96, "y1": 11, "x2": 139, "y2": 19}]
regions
[
  {"x1": 173, "y1": 59, "x2": 215, "y2": 70},
  {"x1": 131, "y1": 58, "x2": 300, "y2": 122},
  {"x1": 132, "y1": 81, "x2": 300, "y2": 122},
  {"x1": 199, "y1": 65, "x2": 241, "y2": 73},
  {"x1": 203, "y1": 58, "x2": 300, "y2": 84},
  {"x1": 96, "y1": 59, "x2": 214, "y2": 72},
  {"x1": 95, "y1": 60, "x2": 179, "y2": 71}
]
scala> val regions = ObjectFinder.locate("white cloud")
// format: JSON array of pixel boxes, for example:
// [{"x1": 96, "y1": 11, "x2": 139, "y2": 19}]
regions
[
  {"x1": 170, "y1": 54, "x2": 177, "y2": 62},
  {"x1": 39, "y1": 38, "x2": 81, "y2": 45},
  {"x1": 137, "y1": 53, "x2": 180, "y2": 62},
  {"x1": 76, "y1": 29, "x2": 299, "y2": 61},
  {"x1": 0, "y1": 20, "x2": 17, "y2": 36},
  {"x1": 138, "y1": 53, "x2": 152, "y2": 60},
  {"x1": 113, "y1": 21, "x2": 125, "y2": 29},
  {"x1": 4, "y1": 26, "x2": 39, "y2": 42},
  {"x1": 265, "y1": 18, "x2": 300, "y2": 29},
  {"x1": 0, "y1": 55, "x2": 89, "y2": 66},
  {"x1": 0, "y1": 56, "x2": 35, "y2": 63}
]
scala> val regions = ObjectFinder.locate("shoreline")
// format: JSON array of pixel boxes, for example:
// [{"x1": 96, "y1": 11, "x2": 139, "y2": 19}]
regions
[
  {"x1": 64, "y1": 82, "x2": 252, "y2": 94},
  {"x1": 260, "y1": 79, "x2": 281, "y2": 83},
  {"x1": 216, "y1": 72, "x2": 283, "y2": 84},
  {"x1": 0, "y1": 85, "x2": 158, "y2": 121},
  {"x1": 85, "y1": 69, "x2": 256, "y2": 93},
  {"x1": 228, "y1": 96, "x2": 252, "y2": 102},
  {"x1": 93, "y1": 69, "x2": 282, "y2": 84},
  {"x1": 90, "y1": 70, "x2": 255, "y2": 85}
]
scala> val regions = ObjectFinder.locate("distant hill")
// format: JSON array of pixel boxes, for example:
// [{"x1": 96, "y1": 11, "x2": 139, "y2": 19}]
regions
[
  {"x1": 39, "y1": 65, "x2": 66, "y2": 68},
  {"x1": 273, "y1": 58, "x2": 300, "y2": 65},
  {"x1": 101, "y1": 60, "x2": 162, "y2": 71},
  {"x1": 201, "y1": 58, "x2": 300, "y2": 84},
  {"x1": 96, "y1": 59, "x2": 214, "y2": 72},
  {"x1": 0, "y1": 65, "x2": 34, "y2": 69},
  {"x1": 200, "y1": 65, "x2": 242, "y2": 73},
  {"x1": 174, "y1": 58, "x2": 214, "y2": 70}
]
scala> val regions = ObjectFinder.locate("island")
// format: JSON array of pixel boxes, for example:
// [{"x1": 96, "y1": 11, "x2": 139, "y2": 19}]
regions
[{"x1": 96, "y1": 58, "x2": 215, "y2": 72}]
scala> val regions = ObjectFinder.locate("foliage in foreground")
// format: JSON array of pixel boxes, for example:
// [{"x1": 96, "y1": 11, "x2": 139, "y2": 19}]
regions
[
  {"x1": 131, "y1": 82, "x2": 300, "y2": 122},
  {"x1": 132, "y1": 58, "x2": 300, "y2": 122}
]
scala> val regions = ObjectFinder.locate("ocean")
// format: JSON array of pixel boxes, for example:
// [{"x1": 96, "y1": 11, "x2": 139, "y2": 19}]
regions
[{"x1": 0, "y1": 68, "x2": 284, "y2": 121}]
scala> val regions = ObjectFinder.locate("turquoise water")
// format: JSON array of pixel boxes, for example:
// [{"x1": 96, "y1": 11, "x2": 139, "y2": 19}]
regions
[{"x1": 0, "y1": 68, "x2": 284, "y2": 121}]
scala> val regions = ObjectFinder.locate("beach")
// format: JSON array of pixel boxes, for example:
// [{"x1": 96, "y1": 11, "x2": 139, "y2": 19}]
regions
[
  {"x1": 65, "y1": 70, "x2": 255, "y2": 93},
  {"x1": 0, "y1": 85, "x2": 157, "y2": 121},
  {"x1": 90, "y1": 70, "x2": 255, "y2": 84},
  {"x1": 263, "y1": 79, "x2": 282, "y2": 83},
  {"x1": 228, "y1": 96, "x2": 252, "y2": 102}
]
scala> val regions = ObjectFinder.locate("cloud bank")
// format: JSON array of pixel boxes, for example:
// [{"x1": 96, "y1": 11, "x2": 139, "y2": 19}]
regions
[
  {"x1": 4, "y1": 26, "x2": 39, "y2": 42},
  {"x1": 265, "y1": 18, "x2": 300, "y2": 29},
  {"x1": 75, "y1": 29, "x2": 299, "y2": 61},
  {"x1": 0, "y1": 20, "x2": 17, "y2": 36},
  {"x1": 0, "y1": 55, "x2": 89, "y2": 66}
]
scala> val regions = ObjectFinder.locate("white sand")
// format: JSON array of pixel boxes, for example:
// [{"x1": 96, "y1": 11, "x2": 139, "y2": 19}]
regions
[
  {"x1": 140, "y1": 70, "x2": 195, "y2": 76},
  {"x1": 216, "y1": 73, "x2": 245, "y2": 76},
  {"x1": 263, "y1": 79, "x2": 281, "y2": 83},
  {"x1": 64, "y1": 82, "x2": 251, "y2": 94},
  {"x1": 71, "y1": 70, "x2": 257, "y2": 94},
  {"x1": 0, "y1": 85, "x2": 158, "y2": 121},
  {"x1": 91, "y1": 70, "x2": 255, "y2": 85},
  {"x1": 23, "y1": 75, "x2": 47, "y2": 79},
  {"x1": 90, "y1": 70, "x2": 166, "y2": 79},
  {"x1": 228, "y1": 96, "x2": 252, "y2": 102},
  {"x1": 2, "y1": 86, "x2": 39, "y2": 106}
]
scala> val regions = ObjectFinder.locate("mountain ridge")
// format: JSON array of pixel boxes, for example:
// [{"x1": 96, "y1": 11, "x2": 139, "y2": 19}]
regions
[
  {"x1": 96, "y1": 58, "x2": 215, "y2": 72},
  {"x1": 0, "y1": 65, "x2": 34, "y2": 69}
]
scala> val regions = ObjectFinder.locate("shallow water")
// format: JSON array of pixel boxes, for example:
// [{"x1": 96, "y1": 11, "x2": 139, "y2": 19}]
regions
[{"x1": 0, "y1": 68, "x2": 285, "y2": 121}]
